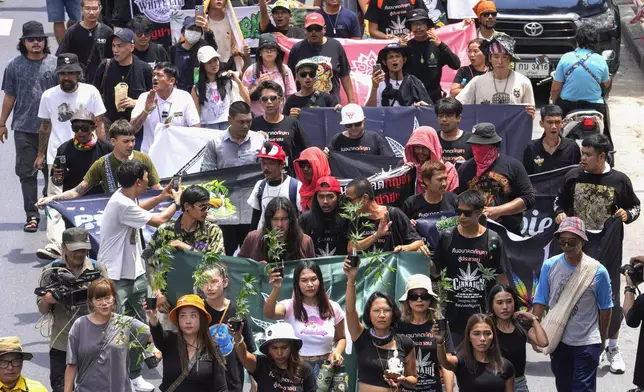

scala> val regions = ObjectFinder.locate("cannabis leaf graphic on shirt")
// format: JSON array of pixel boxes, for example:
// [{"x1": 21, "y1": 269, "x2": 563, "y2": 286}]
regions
[
  {"x1": 317, "y1": 243, "x2": 337, "y2": 257},
  {"x1": 416, "y1": 348, "x2": 433, "y2": 372},
  {"x1": 457, "y1": 264, "x2": 479, "y2": 283}
]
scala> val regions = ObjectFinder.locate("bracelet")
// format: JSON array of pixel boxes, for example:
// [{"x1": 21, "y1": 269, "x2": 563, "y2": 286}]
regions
[
  {"x1": 234, "y1": 336, "x2": 244, "y2": 346},
  {"x1": 143, "y1": 108, "x2": 150, "y2": 114},
  {"x1": 625, "y1": 286, "x2": 637, "y2": 294}
]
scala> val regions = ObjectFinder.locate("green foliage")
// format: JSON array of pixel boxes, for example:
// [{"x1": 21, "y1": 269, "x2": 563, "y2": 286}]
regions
[
  {"x1": 363, "y1": 249, "x2": 396, "y2": 287},
  {"x1": 192, "y1": 251, "x2": 223, "y2": 290},
  {"x1": 477, "y1": 262, "x2": 498, "y2": 313},
  {"x1": 112, "y1": 314, "x2": 149, "y2": 364},
  {"x1": 200, "y1": 179, "x2": 229, "y2": 196},
  {"x1": 263, "y1": 229, "x2": 286, "y2": 268},
  {"x1": 434, "y1": 269, "x2": 454, "y2": 318},
  {"x1": 235, "y1": 274, "x2": 259, "y2": 319},
  {"x1": 150, "y1": 243, "x2": 175, "y2": 292}
]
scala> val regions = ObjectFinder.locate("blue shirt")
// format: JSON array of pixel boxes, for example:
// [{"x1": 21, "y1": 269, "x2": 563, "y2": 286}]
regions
[
  {"x1": 320, "y1": 8, "x2": 362, "y2": 39},
  {"x1": 554, "y1": 48, "x2": 609, "y2": 104}
]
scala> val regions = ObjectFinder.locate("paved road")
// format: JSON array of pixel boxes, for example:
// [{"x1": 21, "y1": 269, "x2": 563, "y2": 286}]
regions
[{"x1": 0, "y1": 1, "x2": 642, "y2": 390}]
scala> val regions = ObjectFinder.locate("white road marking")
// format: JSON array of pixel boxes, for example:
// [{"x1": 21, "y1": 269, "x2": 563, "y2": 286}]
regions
[{"x1": 0, "y1": 19, "x2": 13, "y2": 36}]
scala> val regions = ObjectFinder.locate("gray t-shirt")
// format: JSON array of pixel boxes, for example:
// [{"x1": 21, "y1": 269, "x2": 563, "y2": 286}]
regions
[
  {"x1": 1, "y1": 54, "x2": 57, "y2": 133},
  {"x1": 67, "y1": 314, "x2": 151, "y2": 392}
]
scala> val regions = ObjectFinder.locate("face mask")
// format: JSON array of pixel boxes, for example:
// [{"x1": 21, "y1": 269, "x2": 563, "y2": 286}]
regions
[{"x1": 184, "y1": 30, "x2": 201, "y2": 44}]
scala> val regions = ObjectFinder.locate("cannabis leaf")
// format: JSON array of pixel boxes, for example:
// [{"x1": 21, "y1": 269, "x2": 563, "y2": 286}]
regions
[
  {"x1": 193, "y1": 251, "x2": 223, "y2": 290},
  {"x1": 235, "y1": 274, "x2": 259, "y2": 319},
  {"x1": 263, "y1": 228, "x2": 286, "y2": 270},
  {"x1": 150, "y1": 243, "x2": 176, "y2": 293}
]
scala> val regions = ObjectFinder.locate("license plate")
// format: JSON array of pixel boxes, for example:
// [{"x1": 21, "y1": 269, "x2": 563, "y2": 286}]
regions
[{"x1": 515, "y1": 62, "x2": 550, "y2": 78}]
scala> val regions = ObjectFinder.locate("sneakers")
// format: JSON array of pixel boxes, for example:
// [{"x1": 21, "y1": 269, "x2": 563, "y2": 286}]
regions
[
  {"x1": 602, "y1": 346, "x2": 626, "y2": 374},
  {"x1": 131, "y1": 375, "x2": 155, "y2": 392},
  {"x1": 36, "y1": 246, "x2": 60, "y2": 261}
]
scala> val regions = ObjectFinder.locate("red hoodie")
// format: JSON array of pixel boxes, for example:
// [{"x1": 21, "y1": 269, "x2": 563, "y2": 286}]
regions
[
  {"x1": 403, "y1": 126, "x2": 459, "y2": 193},
  {"x1": 294, "y1": 147, "x2": 331, "y2": 211}
]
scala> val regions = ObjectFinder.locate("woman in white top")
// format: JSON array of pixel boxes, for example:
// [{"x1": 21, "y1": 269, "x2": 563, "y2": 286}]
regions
[
  {"x1": 264, "y1": 259, "x2": 346, "y2": 377},
  {"x1": 192, "y1": 45, "x2": 250, "y2": 130}
]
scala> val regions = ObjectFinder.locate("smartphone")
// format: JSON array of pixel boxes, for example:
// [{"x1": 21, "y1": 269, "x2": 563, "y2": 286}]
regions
[
  {"x1": 172, "y1": 175, "x2": 180, "y2": 191},
  {"x1": 195, "y1": 5, "x2": 204, "y2": 17},
  {"x1": 372, "y1": 64, "x2": 382, "y2": 74}
]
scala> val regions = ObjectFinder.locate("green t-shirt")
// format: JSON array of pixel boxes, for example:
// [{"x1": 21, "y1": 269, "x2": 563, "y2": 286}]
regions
[{"x1": 83, "y1": 151, "x2": 161, "y2": 194}]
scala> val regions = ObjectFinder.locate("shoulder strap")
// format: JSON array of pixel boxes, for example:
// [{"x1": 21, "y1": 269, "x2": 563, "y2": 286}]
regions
[
  {"x1": 288, "y1": 178, "x2": 298, "y2": 207},
  {"x1": 307, "y1": 90, "x2": 321, "y2": 107},
  {"x1": 166, "y1": 347, "x2": 200, "y2": 392},
  {"x1": 564, "y1": 52, "x2": 601, "y2": 85},
  {"x1": 84, "y1": 23, "x2": 102, "y2": 70},
  {"x1": 99, "y1": 58, "x2": 112, "y2": 97},
  {"x1": 104, "y1": 152, "x2": 118, "y2": 194},
  {"x1": 257, "y1": 179, "x2": 268, "y2": 212}
]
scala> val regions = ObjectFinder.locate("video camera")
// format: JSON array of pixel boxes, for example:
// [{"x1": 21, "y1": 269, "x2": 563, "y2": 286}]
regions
[
  {"x1": 620, "y1": 259, "x2": 644, "y2": 285},
  {"x1": 34, "y1": 268, "x2": 102, "y2": 307}
]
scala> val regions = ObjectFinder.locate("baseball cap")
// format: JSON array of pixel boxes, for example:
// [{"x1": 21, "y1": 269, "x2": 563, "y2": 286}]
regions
[
  {"x1": 258, "y1": 142, "x2": 287, "y2": 162},
  {"x1": 295, "y1": 58, "x2": 319, "y2": 72},
  {"x1": 316, "y1": 176, "x2": 341, "y2": 193},
  {"x1": 183, "y1": 16, "x2": 198, "y2": 29},
  {"x1": 399, "y1": 274, "x2": 437, "y2": 302},
  {"x1": 305, "y1": 13, "x2": 325, "y2": 28},
  {"x1": 113, "y1": 28, "x2": 135, "y2": 44},
  {"x1": 62, "y1": 227, "x2": 92, "y2": 251},
  {"x1": 339, "y1": 103, "x2": 365, "y2": 125},
  {"x1": 555, "y1": 217, "x2": 589, "y2": 242},
  {"x1": 271, "y1": 0, "x2": 292, "y2": 13},
  {"x1": 197, "y1": 46, "x2": 220, "y2": 63}
]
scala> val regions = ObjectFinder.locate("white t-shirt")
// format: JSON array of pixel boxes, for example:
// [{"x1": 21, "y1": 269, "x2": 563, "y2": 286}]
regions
[
  {"x1": 132, "y1": 88, "x2": 201, "y2": 154},
  {"x1": 279, "y1": 298, "x2": 345, "y2": 356},
  {"x1": 456, "y1": 71, "x2": 535, "y2": 105},
  {"x1": 200, "y1": 81, "x2": 243, "y2": 125},
  {"x1": 98, "y1": 189, "x2": 153, "y2": 280},
  {"x1": 247, "y1": 176, "x2": 302, "y2": 229},
  {"x1": 38, "y1": 83, "x2": 106, "y2": 163},
  {"x1": 375, "y1": 79, "x2": 402, "y2": 107}
]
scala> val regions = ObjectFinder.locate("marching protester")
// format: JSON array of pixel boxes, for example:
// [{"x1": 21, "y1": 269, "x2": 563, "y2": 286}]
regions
[
  {"x1": 404, "y1": 126, "x2": 458, "y2": 193},
  {"x1": 405, "y1": 9, "x2": 461, "y2": 103},
  {"x1": 345, "y1": 177, "x2": 424, "y2": 253},
  {"x1": 319, "y1": 0, "x2": 362, "y2": 39},
  {"x1": 243, "y1": 34, "x2": 296, "y2": 117},
  {"x1": 299, "y1": 176, "x2": 348, "y2": 256},
  {"x1": 206, "y1": 0, "x2": 250, "y2": 71},
  {"x1": 93, "y1": 29, "x2": 154, "y2": 127},
  {"x1": 259, "y1": 0, "x2": 305, "y2": 38},
  {"x1": 402, "y1": 160, "x2": 458, "y2": 224},
  {"x1": 0, "y1": 337, "x2": 47, "y2": 392},
  {"x1": 432, "y1": 190, "x2": 509, "y2": 346},
  {"x1": 522, "y1": 105, "x2": 581, "y2": 175},
  {"x1": 488, "y1": 284, "x2": 549, "y2": 392},
  {"x1": 456, "y1": 34, "x2": 536, "y2": 119},
  {"x1": 65, "y1": 278, "x2": 152, "y2": 392},
  {"x1": 264, "y1": 260, "x2": 347, "y2": 376},
  {"x1": 287, "y1": 13, "x2": 355, "y2": 103},
  {"x1": 283, "y1": 59, "x2": 340, "y2": 119},
  {"x1": 231, "y1": 322, "x2": 316, "y2": 392},
  {"x1": 533, "y1": 217, "x2": 613, "y2": 392},
  {"x1": 170, "y1": 16, "x2": 219, "y2": 93},
  {"x1": 199, "y1": 263, "x2": 257, "y2": 392},
  {"x1": 450, "y1": 38, "x2": 487, "y2": 97},
  {"x1": 328, "y1": 104, "x2": 395, "y2": 156},
  {"x1": 434, "y1": 313, "x2": 515, "y2": 392},
  {"x1": 623, "y1": 257, "x2": 644, "y2": 392},
  {"x1": 367, "y1": 43, "x2": 432, "y2": 107},
  {"x1": 36, "y1": 227, "x2": 100, "y2": 392},
  {"x1": 146, "y1": 294, "x2": 228, "y2": 392},
  {"x1": 472, "y1": 0, "x2": 499, "y2": 41},
  {"x1": 129, "y1": 15, "x2": 170, "y2": 67},
  {"x1": 251, "y1": 81, "x2": 310, "y2": 175},
  {"x1": 0, "y1": 21, "x2": 56, "y2": 233},
  {"x1": 240, "y1": 196, "x2": 315, "y2": 261},
  {"x1": 435, "y1": 98, "x2": 473, "y2": 166},
  {"x1": 36, "y1": 52, "x2": 106, "y2": 260},
  {"x1": 365, "y1": 0, "x2": 425, "y2": 39},
  {"x1": 192, "y1": 45, "x2": 250, "y2": 130},
  {"x1": 344, "y1": 260, "x2": 418, "y2": 390},
  {"x1": 294, "y1": 147, "x2": 331, "y2": 211},
  {"x1": 457, "y1": 123, "x2": 535, "y2": 236},
  {"x1": 130, "y1": 62, "x2": 201, "y2": 154},
  {"x1": 56, "y1": 0, "x2": 113, "y2": 84}
]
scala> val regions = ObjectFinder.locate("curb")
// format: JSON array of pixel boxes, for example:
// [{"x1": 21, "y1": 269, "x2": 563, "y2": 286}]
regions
[{"x1": 618, "y1": 1, "x2": 644, "y2": 72}]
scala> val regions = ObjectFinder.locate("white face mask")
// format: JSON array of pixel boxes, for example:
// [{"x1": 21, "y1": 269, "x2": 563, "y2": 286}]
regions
[{"x1": 184, "y1": 30, "x2": 201, "y2": 44}]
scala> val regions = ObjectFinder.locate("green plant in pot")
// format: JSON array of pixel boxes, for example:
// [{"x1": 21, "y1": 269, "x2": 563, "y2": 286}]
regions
[
  {"x1": 148, "y1": 242, "x2": 175, "y2": 310},
  {"x1": 432, "y1": 269, "x2": 454, "y2": 333},
  {"x1": 263, "y1": 228, "x2": 286, "y2": 278},
  {"x1": 339, "y1": 201, "x2": 374, "y2": 268},
  {"x1": 229, "y1": 273, "x2": 259, "y2": 332}
]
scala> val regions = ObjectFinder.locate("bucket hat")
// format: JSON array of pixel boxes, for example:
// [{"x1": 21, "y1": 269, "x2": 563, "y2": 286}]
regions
[
  {"x1": 168, "y1": 294, "x2": 213, "y2": 326},
  {"x1": 466, "y1": 123, "x2": 503, "y2": 145},
  {"x1": 399, "y1": 274, "x2": 437, "y2": 302},
  {"x1": 0, "y1": 337, "x2": 33, "y2": 361},
  {"x1": 259, "y1": 323, "x2": 303, "y2": 355},
  {"x1": 555, "y1": 217, "x2": 589, "y2": 242}
]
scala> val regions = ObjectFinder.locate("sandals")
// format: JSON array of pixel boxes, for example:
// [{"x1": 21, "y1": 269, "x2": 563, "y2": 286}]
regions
[{"x1": 23, "y1": 217, "x2": 39, "y2": 233}]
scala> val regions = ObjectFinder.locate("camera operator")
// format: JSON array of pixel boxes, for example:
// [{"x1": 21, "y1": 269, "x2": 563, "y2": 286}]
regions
[
  {"x1": 36, "y1": 227, "x2": 101, "y2": 392},
  {"x1": 624, "y1": 257, "x2": 644, "y2": 392}
]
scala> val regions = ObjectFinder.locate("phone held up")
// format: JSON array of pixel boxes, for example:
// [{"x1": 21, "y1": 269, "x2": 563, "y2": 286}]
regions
[
  {"x1": 372, "y1": 64, "x2": 382, "y2": 74},
  {"x1": 195, "y1": 5, "x2": 205, "y2": 18},
  {"x1": 172, "y1": 175, "x2": 180, "y2": 192}
]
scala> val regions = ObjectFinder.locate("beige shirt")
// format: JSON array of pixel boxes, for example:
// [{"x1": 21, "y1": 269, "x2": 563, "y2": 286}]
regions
[
  {"x1": 208, "y1": 16, "x2": 235, "y2": 62},
  {"x1": 456, "y1": 71, "x2": 535, "y2": 106}
]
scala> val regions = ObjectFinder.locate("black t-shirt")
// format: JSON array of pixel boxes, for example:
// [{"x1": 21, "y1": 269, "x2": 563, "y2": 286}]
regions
[
  {"x1": 452, "y1": 66, "x2": 486, "y2": 88},
  {"x1": 299, "y1": 210, "x2": 348, "y2": 256},
  {"x1": 251, "y1": 355, "x2": 316, "y2": 392},
  {"x1": 497, "y1": 327, "x2": 527, "y2": 378},
  {"x1": 56, "y1": 23, "x2": 114, "y2": 84},
  {"x1": 286, "y1": 38, "x2": 350, "y2": 100},
  {"x1": 354, "y1": 329, "x2": 415, "y2": 388},
  {"x1": 402, "y1": 192, "x2": 457, "y2": 221},
  {"x1": 433, "y1": 228, "x2": 506, "y2": 335},
  {"x1": 133, "y1": 42, "x2": 170, "y2": 68},
  {"x1": 455, "y1": 356, "x2": 514, "y2": 392},
  {"x1": 93, "y1": 56, "x2": 153, "y2": 122},
  {"x1": 55, "y1": 139, "x2": 113, "y2": 193},
  {"x1": 329, "y1": 130, "x2": 395, "y2": 156},
  {"x1": 173, "y1": 44, "x2": 194, "y2": 92},
  {"x1": 626, "y1": 294, "x2": 644, "y2": 387},
  {"x1": 283, "y1": 91, "x2": 338, "y2": 115},
  {"x1": 439, "y1": 131, "x2": 473, "y2": 167},
  {"x1": 406, "y1": 40, "x2": 460, "y2": 99},
  {"x1": 251, "y1": 116, "x2": 310, "y2": 174},
  {"x1": 264, "y1": 23, "x2": 306, "y2": 39},
  {"x1": 349, "y1": 206, "x2": 422, "y2": 252},
  {"x1": 522, "y1": 136, "x2": 581, "y2": 175},
  {"x1": 397, "y1": 321, "x2": 455, "y2": 392},
  {"x1": 364, "y1": 0, "x2": 425, "y2": 36}
]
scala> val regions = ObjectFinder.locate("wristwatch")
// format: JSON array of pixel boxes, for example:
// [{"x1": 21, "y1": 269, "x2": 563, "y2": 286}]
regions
[
  {"x1": 174, "y1": 201, "x2": 181, "y2": 209},
  {"x1": 625, "y1": 286, "x2": 637, "y2": 294}
]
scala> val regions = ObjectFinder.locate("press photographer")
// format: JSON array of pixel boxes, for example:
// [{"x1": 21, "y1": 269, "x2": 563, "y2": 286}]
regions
[
  {"x1": 35, "y1": 227, "x2": 102, "y2": 392},
  {"x1": 623, "y1": 256, "x2": 644, "y2": 392}
]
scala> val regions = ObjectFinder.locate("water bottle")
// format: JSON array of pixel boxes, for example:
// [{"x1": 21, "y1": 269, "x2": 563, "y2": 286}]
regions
[
  {"x1": 461, "y1": 78, "x2": 468, "y2": 87},
  {"x1": 332, "y1": 366, "x2": 348, "y2": 392},
  {"x1": 316, "y1": 361, "x2": 333, "y2": 392}
]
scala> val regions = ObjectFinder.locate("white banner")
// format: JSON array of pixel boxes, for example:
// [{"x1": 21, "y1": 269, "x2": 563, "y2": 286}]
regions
[
  {"x1": 447, "y1": 0, "x2": 477, "y2": 19},
  {"x1": 170, "y1": 7, "x2": 262, "y2": 47}
]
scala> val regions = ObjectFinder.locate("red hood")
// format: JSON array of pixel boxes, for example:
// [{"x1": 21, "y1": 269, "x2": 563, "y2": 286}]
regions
[{"x1": 294, "y1": 147, "x2": 331, "y2": 211}]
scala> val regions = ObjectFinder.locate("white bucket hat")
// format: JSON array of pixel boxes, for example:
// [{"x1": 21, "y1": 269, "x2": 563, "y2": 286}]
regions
[
  {"x1": 399, "y1": 274, "x2": 437, "y2": 302},
  {"x1": 259, "y1": 323, "x2": 303, "y2": 355},
  {"x1": 339, "y1": 103, "x2": 365, "y2": 125},
  {"x1": 197, "y1": 45, "x2": 220, "y2": 64}
]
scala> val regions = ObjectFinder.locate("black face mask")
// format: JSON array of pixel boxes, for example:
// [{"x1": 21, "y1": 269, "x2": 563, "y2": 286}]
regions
[{"x1": 370, "y1": 328, "x2": 394, "y2": 346}]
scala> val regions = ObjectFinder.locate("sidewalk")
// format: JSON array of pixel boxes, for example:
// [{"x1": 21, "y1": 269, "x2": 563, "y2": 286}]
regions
[{"x1": 618, "y1": 0, "x2": 644, "y2": 73}]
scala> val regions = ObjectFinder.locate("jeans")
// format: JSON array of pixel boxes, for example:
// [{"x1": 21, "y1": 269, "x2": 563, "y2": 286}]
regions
[
  {"x1": 114, "y1": 274, "x2": 148, "y2": 379},
  {"x1": 14, "y1": 131, "x2": 47, "y2": 221},
  {"x1": 550, "y1": 342, "x2": 601, "y2": 392},
  {"x1": 514, "y1": 375, "x2": 529, "y2": 392},
  {"x1": 49, "y1": 348, "x2": 66, "y2": 392}
]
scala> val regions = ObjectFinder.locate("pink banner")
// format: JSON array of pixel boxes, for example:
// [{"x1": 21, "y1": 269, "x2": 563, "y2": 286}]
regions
[{"x1": 277, "y1": 22, "x2": 476, "y2": 105}]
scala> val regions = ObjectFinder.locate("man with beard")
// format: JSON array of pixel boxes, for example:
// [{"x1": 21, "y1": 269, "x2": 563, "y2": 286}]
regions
[
  {"x1": 287, "y1": 13, "x2": 355, "y2": 103},
  {"x1": 129, "y1": 15, "x2": 170, "y2": 67},
  {"x1": 299, "y1": 176, "x2": 348, "y2": 256},
  {"x1": 435, "y1": 98, "x2": 473, "y2": 166},
  {"x1": 328, "y1": 104, "x2": 394, "y2": 156},
  {"x1": 0, "y1": 21, "x2": 57, "y2": 234},
  {"x1": 56, "y1": 0, "x2": 113, "y2": 84},
  {"x1": 365, "y1": 0, "x2": 426, "y2": 39},
  {"x1": 35, "y1": 53, "x2": 106, "y2": 260},
  {"x1": 405, "y1": 9, "x2": 460, "y2": 103},
  {"x1": 283, "y1": 59, "x2": 339, "y2": 119},
  {"x1": 523, "y1": 105, "x2": 581, "y2": 175},
  {"x1": 319, "y1": 0, "x2": 362, "y2": 39},
  {"x1": 259, "y1": 0, "x2": 305, "y2": 38},
  {"x1": 472, "y1": 0, "x2": 498, "y2": 41},
  {"x1": 456, "y1": 123, "x2": 535, "y2": 235}
]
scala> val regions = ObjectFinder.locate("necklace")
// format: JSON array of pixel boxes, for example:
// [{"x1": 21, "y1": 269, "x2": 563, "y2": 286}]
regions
[
  {"x1": 491, "y1": 71, "x2": 511, "y2": 104},
  {"x1": 326, "y1": 9, "x2": 341, "y2": 35},
  {"x1": 373, "y1": 340, "x2": 396, "y2": 391}
]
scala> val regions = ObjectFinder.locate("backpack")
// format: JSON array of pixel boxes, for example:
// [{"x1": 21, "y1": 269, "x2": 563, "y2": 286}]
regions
[{"x1": 256, "y1": 178, "x2": 299, "y2": 212}]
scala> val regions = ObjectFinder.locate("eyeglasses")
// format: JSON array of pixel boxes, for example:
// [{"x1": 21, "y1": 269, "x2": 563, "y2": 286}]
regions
[
  {"x1": 407, "y1": 293, "x2": 433, "y2": 301},
  {"x1": 72, "y1": 124, "x2": 93, "y2": 133},
  {"x1": 260, "y1": 95, "x2": 280, "y2": 103},
  {"x1": 25, "y1": 37, "x2": 45, "y2": 43},
  {"x1": 306, "y1": 25, "x2": 324, "y2": 32},
  {"x1": 455, "y1": 208, "x2": 475, "y2": 217},
  {"x1": 558, "y1": 238, "x2": 579, "y2": 248},
  {"x1": 0, "y1": 358, "x2": 23, "y2": 369},
  {"x1": 135, "y1": 31, "x2": 152, "y2": 37},
  {"x1": 344, "y1": 121, "x2": 362, "y2": 129},
  {"x1": 261, "y1": 47, "x2": 277, "y2": 53},
  {"x1": 481, "y1": 12, "x2": 497, "y2": 18},
  {"x1": 299, "y1": 71, "x2": 316, "y2": 79}
]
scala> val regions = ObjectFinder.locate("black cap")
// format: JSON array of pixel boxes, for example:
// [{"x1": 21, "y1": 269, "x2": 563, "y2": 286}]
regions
[
  {"x1": 466, "y1": 123, "x2": 503, "y2": 145},
  {"x1": 405, "y1": 9, "x2": 433, "y2": 30},
  {"x1": 55, "y1": 53, "x2": 84, "y2": 74},
  {"x1": 183, "y1": 16, "x2": 198, "y2": 29},
  {"x1": 113, "y1": 28, "x2": 135, "y2": 44},
  {"x1": 258, "y1": 33, "x2": 279, "y2": 50},
  {"x1": 21, "y1": 21, "x2": 46, "y2": 39},
  {"x1": 71, "y1": 109, "x2": 96, "y2": 123}
]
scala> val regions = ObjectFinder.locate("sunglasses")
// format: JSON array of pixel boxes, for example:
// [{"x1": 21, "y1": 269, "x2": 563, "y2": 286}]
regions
[
  {"x1": 25, "y1": 37, "x2": 45, "y2": 43},
  {"x1": 197, "y1": 204, "x2": 212, "y2": 212},
  {"x1": 408, "y1": 293, "x2": 433, "y2": 301},
  {"x1": 260, "y1": 95, "x2": 280, "y2": 103},
  {"x1": 306, "y1": 25, "x2": 324, "y2": 32},
  {"x1": 299, "y1": 71, "x2": 316, "y2": 78},
  {"x1": 558, "y1": 238, "x2": 579, "y2": 247},
  {"x1": 482, "y1": 12, "x2": 497, "y2": 18},
  {"x1": 455, "y1": 208, "x2": 475, "y2": 217},
  {"x1": 344, "y1": 121, "x2": 362, "y2": 129},
  {"x1": 72, "y1": 124, "x2": 93, "y2": 133}
]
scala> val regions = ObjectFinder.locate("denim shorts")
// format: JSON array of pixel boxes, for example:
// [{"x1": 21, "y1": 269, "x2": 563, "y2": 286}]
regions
[
  {"x1": 514, "y1": 376, "x2": 529, "y2": 392},
  {"x1": 46, "y1": 0, "x2": 81, "y2": 22}
]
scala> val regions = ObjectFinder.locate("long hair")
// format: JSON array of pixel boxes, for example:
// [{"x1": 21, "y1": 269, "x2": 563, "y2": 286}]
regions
[
  {"x1": 254, "y1": 46, "x2": 287, "y2": 84},
  {"x1": 196, "y1": 58, "x2": 233, "y2": 106},
  {"x1": 292, "y1": 260, "x2": 333, "y2": 322},
  {"x1": 177, "y1": 308, "x2": 226, "y2": 369},
  {"x1": 362, "y1": 291, "x2": 402, "y2": 331},
  {"x1": 487, "y1": 284, "x2": 527, "y2": 338},
  {"x1": 458, "y1": 313, "x2": 505, "y2": 375},
  {"x1": 267, "y1": 340, "x2": 305, "y2": 383},
  {"x1": 306, "y1": 190, "x2": 343, "y2": 238},
  {"x1": 400, "y1": 296, "x2": 438, "y2": 324},
  {"x1": 17, "y1": 38, "x2": 51, "y2": 56},
  {"x1": 260, "y1": 197, "x2": 307, "y2": 260}
]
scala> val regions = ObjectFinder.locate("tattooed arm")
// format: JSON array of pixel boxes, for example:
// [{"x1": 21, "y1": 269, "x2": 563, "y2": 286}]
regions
[
  {"x1": 36, "y1": 180, "x2": 92, "y2": 206},
  {"x1": 34, "y1": 119, "x2": 52, "y2": 169}
]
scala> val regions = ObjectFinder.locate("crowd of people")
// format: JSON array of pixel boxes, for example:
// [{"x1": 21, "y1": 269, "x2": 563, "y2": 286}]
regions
[{"x1": 1, "y1": 0, "x2": 643, "y2": 392}]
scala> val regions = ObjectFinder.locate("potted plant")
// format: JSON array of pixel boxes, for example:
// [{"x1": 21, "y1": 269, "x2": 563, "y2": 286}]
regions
[
  {"x1": 433, "y1": 269, "x2": 454, "y2": 333},
  {"x1": 263, "y1": 228, "x2": 286, "y2": 277},
  {"x1": 148, "y1": 243, "x2": 175, "y2": 310},
  {"x1": 229, "y1": 273, "x2": 259, "y2": 332},
  {"x1": 339, "y1": 201, "x2": 374, "y2": 268}
]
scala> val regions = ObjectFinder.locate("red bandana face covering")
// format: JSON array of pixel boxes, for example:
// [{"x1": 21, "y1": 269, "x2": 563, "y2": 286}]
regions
[{"x1": 472, "y1": 144, "x2": 499, "y2": 177}]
